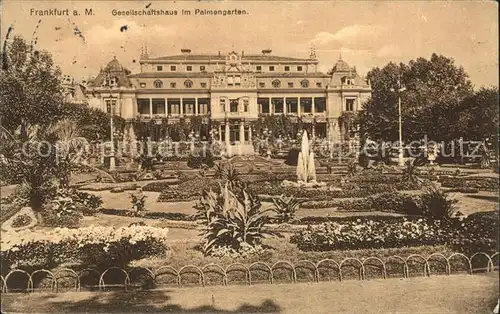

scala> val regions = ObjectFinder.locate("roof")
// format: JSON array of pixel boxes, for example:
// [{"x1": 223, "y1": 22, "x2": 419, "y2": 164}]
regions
[
  {"x1": 148, "y1": 54, "x2": 313, "y2": 62},
  {"x1": 88, "y1": 57, "x2": 132, "y2": 88},
  {"x1": 332, "y1": 58, "x2": 350, "y2": 72}
]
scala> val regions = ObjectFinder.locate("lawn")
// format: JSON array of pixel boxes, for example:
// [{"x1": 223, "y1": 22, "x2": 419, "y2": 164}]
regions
[{"x1": 1, "y1": 274, "x2": 497, "y2": 313}]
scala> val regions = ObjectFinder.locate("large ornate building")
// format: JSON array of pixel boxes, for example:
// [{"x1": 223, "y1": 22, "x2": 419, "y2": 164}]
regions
[{"x1": 86, "y1": 48, "x2": 371, "y2": 155}]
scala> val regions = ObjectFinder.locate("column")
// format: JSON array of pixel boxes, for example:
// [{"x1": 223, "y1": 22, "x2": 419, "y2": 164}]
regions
[
  {"x1": 218, "y1": 124, "x2": 222, "y2": 142},
  {"x1": 149, "y1": 98, "x2": 153, "y2": 118},
  {"x1": 239, "y1": 121, "x2": 245, "y2": 144},
  {"x1": 165, "y1": 98, "x2": 168, "y2": 116},
  {"x1": 225, "y1": 121, "x2": 231, "y2": 156},
  {"x1": 269, "y1": 98, "x2": 273, "y2": 114},
  {"x1": 283, "y1": 98, "x2": 287, "y2": 115},
  {"x1": 180, "y1": 98, "x2": 184, "y2": 116},
  {"x1": 249, "y1": 124, "x2": 253, "y2": 142},
  {"x1": 195, "y1": 98, "x2": 199, "y2": 115}
]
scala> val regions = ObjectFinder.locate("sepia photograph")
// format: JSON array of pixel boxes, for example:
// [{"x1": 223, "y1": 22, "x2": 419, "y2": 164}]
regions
[{"x1": 0, "y1": 0, "x2": 498, "y2": 313}]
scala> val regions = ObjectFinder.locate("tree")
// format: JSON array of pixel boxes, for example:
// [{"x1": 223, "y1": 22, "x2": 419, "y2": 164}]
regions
[
  {"x1": 0, "y1": 36, "x2": 63, "y2": 136},
  {"x1": 358, "y1": 54, "x2": 474, "y2": 142},
  {"x1": 457, "y1": 87, "x2": 499, "y2": 141}
]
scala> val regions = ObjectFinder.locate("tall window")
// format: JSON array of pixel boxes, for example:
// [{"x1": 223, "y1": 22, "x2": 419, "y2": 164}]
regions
[
  {"x1": 167, "y1": 99, "x2": 180, "y2": 115},
  {"x1": 314, "y1": 97, "x2": 326, "y2": 113},
  {"x1": 272, "y1": 79, "x2": 281, "y2": 88},
  {"x1": 272, "y1": 98, "x2": 284, "y2": 114},
  {"x1": 137, "y1": 98, "x2": 150, "y2": 115},
  {"x1": 184, "y1": 80, "x2": 193, "y2": 88},
  {"x1": 154, "y1": 80, "x2": 163, "y2": 88},
  {"x1": 230, "y1": 99, "x2": 239, "y2": 112},
  {"x1": 345, "y1": 98, "x2": 356, "y2": 111},
  {"x1": 243, "y1": 98, "x2": 249, "y2": 112},
  {"x1": 152, "y1": 98, "x2": 166, "y2": 115},
  {"x1": 300, "y1": 79, "x2": 309, "y2": 88},
  {"x1": 220, "y1": 98, "x2": 227, "y2": 112},
  {"x1": 258, "y1": 98, "x2": 270, "y2": 113},
  {"x1": 105, "y1": 99, "x2": 117, "y2": 114}
]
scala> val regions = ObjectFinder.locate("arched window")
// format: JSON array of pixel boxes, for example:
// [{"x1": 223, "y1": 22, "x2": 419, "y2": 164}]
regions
[
  {"x1": 300, "y1": 79, "x2": 309, "y2": 88},
  {"x1": 154, "y1": 80, "x2": 163, "y2": 88},
  {"x1": 184, "y1": 80, "x2": 193, "y2": 88},
  {"x1": 272, "y1": 79, "x2": 281, "y2": 88}
]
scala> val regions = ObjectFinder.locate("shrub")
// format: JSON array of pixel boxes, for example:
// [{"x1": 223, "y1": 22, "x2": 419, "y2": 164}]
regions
[
  {"x1": 444, "y1": 187, "x2": 479, "y2": 194},
  {"x1": 194, "y1": 183, "x2": 275, "y2": 255},
  {"x1": 439, "y1": 176, "x2": 498, "y2": 191},
  {"x1": 187, "y1": 151, "x2": 215, "y2": 169},
  {"x1": 11, "y1": 214, "x2": 33, "y2": 228},
  {"x1": 285, "y1": 147, "x2": 301, "y2": 166},
  {"x1": 157, "y1": 178, "x2": 221, "y2": 202},
  {"x1": 419, "y1": 186, "x2": 458, "y2": 220},
  {"x1": 1, "y1": 226, "x2": 169, "y2": 270},
  {"x1": 336, "y1": 192, "x2": 421, "y2": 215},
  {"x1": 271, "y1": 194, "x2": 302, "y2": 223}
]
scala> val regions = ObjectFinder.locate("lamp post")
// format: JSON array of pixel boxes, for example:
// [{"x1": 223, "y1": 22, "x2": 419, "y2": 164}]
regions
[
  {"x1": 108, "y1": 96, "x2": 117, "y2": 171},
  {"x1": 391, "y1": 76, "x2": 406, "y2": 167}
]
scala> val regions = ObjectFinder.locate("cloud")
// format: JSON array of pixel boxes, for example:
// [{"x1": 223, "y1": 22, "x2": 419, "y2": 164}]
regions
[
  {"x1": 376, "y1": 44, "x2": 401, "y2": 58},
  {"x1": 311, "y1": 24, "x2": 386, "y2": 49}
]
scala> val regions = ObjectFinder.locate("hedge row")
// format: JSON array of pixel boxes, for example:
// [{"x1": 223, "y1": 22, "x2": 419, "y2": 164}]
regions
[{"x1": 439, "y1": 176, "x2": 498, "y2": 191}]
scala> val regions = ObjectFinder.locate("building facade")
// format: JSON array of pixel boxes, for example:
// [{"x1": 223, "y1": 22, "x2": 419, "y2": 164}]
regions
[{"x1": 86, "y1": 49, "x2": 371, "y2": 155}]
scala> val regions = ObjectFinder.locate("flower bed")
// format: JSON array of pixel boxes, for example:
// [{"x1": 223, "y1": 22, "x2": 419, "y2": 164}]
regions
[
  {"x1": 336, "y1": 192, "x2": 421, "y2": 214},
  {"x1": 101, "y1": 208, "x2": 195, "y2": 221},
  {"x1": 157, "y1": 178, "x2": 222, "y2": 202},
  {"x1": 290, "y1": 211, "x2": 498, "y2": 254},
  {"x1": 141, "y1": 180, "x2": 182, "y2": 192},
  {"x1": 248, "y1": 183, "x2": 398, "y2": 200},
  {"x1": 1, "y1": 226, "x2": 169, "y2": 271},
  {"x1": 439, "y1": 176, "x2": 498, "y2": 191}
]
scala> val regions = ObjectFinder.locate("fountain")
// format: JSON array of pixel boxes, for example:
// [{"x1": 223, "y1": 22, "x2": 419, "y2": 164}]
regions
[{"x1": 283, "y1": 130, "x2": 326, "y2": 188}]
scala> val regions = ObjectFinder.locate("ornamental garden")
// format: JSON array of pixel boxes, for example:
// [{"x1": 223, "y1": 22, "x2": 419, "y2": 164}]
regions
[{"x1": 0, "y1": 36, "x2": 498, "y2": 292}]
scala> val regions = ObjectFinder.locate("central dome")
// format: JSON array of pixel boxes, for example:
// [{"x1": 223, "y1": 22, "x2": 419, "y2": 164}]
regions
[{"x1": 333, "y1": 58, "x2": 350, "y2": 72}]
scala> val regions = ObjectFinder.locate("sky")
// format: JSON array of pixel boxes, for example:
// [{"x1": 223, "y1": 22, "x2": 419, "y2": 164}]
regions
[{"x1": 1, "y1": 0, "x2": 498, "y2": 88}]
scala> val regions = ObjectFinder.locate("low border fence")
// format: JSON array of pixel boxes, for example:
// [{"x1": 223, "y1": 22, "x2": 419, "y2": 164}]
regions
[{"x1": 1, "y1": 252, "x2": 498, "y2": 293}]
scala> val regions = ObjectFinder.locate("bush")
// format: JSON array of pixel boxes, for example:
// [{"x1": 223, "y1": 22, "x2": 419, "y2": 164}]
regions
[
  {"x1": 337, "y1": 192, "x2": 421, "y2": 215},
  {"x1": 285, "y1": 147, "x2": 301, "y2": 166},
  {"x1": 187, "y1": 152, "x2": 215, "y2": 169},
  {"x1": 194, "y1": 183, "x2": 275, "y2": 255},
  {"x1": 444, "y1": 187, "x2": 479, "y2": 194},
  {"x1": 439, "y1": 176, "x2": 498, "y2": 191},
  {"x1": 420, "y1": 186, "x2": 458, "y2": 220},
  {"x1": 1, "y1": 226, "x2": 169, "y2": 270},
  {"x1": 271, "y1": 195, "x2": 302, "y2": 223},
  {"x1": 11, "y1": 214, "x2": 33, "y2": 228},
  {"x1": 157, "y1": 178, "x2": 221, "y2": 202}
]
